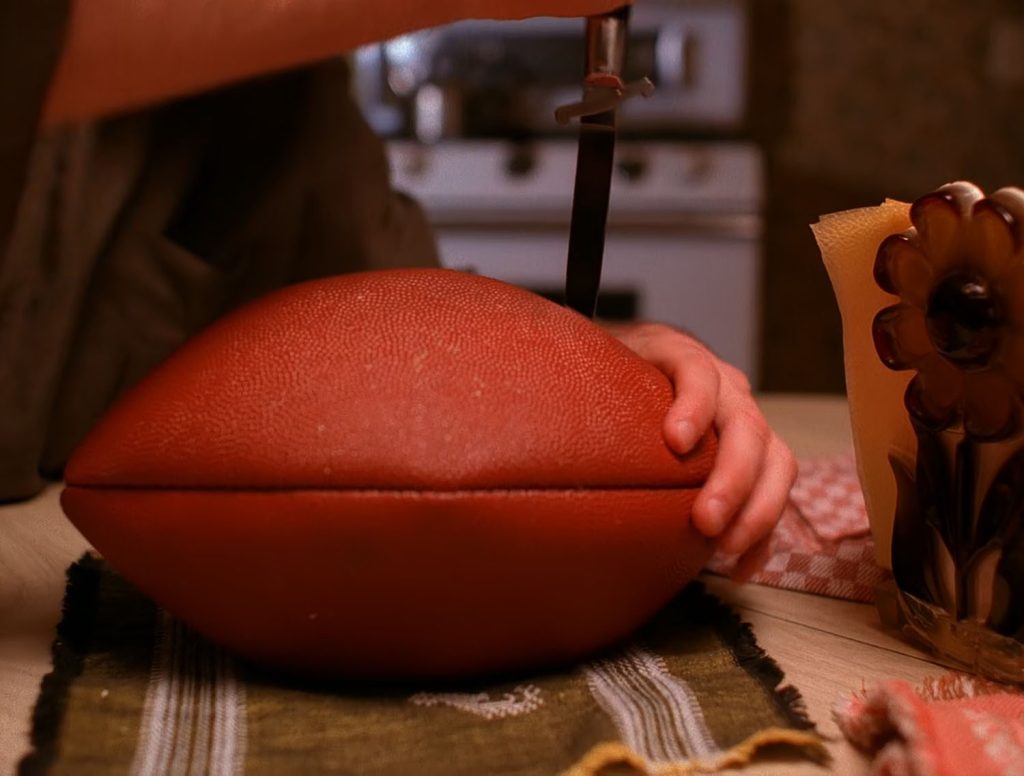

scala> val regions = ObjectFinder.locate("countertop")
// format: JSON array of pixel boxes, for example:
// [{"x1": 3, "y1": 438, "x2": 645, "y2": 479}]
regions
[{"x1": 0, "y1": 394, "x2": 947, "y2": 774}]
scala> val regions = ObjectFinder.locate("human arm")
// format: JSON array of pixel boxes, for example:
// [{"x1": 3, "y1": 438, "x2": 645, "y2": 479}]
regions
[
  {"x1": 42, "y1": 0, "x2": 626, "y2": 126},
  {"x1": 607, "y1": 321, "x2": 797, "y2": 556}
]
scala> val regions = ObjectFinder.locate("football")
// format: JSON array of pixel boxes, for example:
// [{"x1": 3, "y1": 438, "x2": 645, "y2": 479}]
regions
[{"x1": 61, "y1": 268, "x2": 716, "y2": 680}]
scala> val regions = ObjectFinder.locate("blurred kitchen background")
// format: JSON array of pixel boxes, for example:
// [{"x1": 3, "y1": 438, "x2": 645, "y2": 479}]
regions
[{"x1": 351, "y1": 0, "x2": 1024, "y2": 393}]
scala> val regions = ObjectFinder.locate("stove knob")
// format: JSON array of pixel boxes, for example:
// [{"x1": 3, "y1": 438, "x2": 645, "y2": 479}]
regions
[
  {"x1": 680, "y1": 150, "x2": 714, "y2": 183},
  {"x1": 505, "y1": 145, "x2": 536, "y2": 178},
  {"x1": 398, "y1": 147, "x2": 430, "y2": 178},
  {"x1": 616, "y1": 156, "x2": 648, "y2": 183}
]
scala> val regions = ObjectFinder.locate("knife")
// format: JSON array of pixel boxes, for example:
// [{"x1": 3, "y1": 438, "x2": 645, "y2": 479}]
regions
[{"x1": 556, "y1": 6, "x2": 654, "y2": 319}]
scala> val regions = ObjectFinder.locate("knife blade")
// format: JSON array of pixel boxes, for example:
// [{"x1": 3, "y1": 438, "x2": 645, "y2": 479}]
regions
[
  {"x1": 565, "y1": 106, "x2": 616, "y2": 319},
  {"x1": 558, "y1": 6, "x2": 652, "y2": 319}
]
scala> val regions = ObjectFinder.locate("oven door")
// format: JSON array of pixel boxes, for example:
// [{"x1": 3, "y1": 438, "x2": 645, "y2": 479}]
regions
[{"x1": 435, "y1": 215, "x2": 762, "y2": 386}]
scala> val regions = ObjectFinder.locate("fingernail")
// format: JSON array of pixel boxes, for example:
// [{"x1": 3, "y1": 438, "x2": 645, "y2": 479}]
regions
[
  {"x1": 676, "y1": 419, "x2": 697, "y2": 449},
  {"x1": 703, "y1": 497, "x2": 728, "y2": 536}
]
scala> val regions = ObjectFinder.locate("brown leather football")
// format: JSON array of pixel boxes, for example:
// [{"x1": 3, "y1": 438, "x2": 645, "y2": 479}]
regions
[{"x1": 61, "y1": 268, "x2": 715, "y2": 680}]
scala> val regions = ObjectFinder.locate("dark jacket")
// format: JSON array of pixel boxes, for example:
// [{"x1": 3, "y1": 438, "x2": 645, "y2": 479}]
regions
[{"x1": 0, "y1": 2, "x2": 438, "y2": 501}]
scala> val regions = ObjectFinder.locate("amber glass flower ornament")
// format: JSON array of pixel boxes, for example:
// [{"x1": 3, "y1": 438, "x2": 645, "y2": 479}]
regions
[
  {"x1": 817, "y1": 182, "x2": 1024, "y2": 683},
  {"x1": 873, "y1": 183, "x2": 1024, "y2": 442}
]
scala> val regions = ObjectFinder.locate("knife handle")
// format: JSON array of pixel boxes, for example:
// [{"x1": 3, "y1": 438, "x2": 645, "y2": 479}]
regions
[{"x1": 585, "y1": 6, "x2": 631, "y2": 80}]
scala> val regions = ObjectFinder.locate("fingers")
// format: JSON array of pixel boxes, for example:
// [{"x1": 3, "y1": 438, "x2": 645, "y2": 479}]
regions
[
  {"x1": 662, "y1": 345, "x2": 720, "y2": 454},
  {"x1": 611, "y1": 323, "x2": 719, "y2": 454},
  {"x1": 605, "y1": 320, "x2": 794, "y2": 558},
  {"x1": 691, "y1": 393, "x2": 772, "y2": 538},
  {"x1": 714, "y1": 434, "x2": 798, "y2": 556},
  {"x1": 690, "y1": 358, "x2": 794, "y2": 556},
  {"x1": 727, "y1": 531, "x2": 774, "y2": 583}
]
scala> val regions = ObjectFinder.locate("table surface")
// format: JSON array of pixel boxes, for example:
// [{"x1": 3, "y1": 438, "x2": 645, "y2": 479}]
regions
[{"x1": 0, "y1": 394, "x2": 949, "y2": 775}]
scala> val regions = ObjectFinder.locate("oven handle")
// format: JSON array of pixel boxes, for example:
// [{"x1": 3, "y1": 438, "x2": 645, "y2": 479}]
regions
[{"x1": 419, "y1": 211, "x2": 761, "y2": 239}]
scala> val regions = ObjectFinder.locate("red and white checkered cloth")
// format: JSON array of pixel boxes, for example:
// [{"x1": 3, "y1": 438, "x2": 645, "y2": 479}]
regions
[{"x1": 706, "y1": 452, "x2": 892, "y2": 603}]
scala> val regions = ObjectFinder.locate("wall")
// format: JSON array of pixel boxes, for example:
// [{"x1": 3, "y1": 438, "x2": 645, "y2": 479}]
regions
[{"x1": 749, "y1": 0, "x2": 1024, "y2": 391}]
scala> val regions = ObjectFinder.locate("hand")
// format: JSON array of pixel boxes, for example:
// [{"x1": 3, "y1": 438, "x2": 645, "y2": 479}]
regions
[
  {"x1": 460, "y1": 1, "x2": 627, "y2": 20},
  {"x1": 607, "y1": 322, "x2": 797, "y2": 557},
  {"x1": 45, "y1": 0, "x2": 627, "y2": 125}
]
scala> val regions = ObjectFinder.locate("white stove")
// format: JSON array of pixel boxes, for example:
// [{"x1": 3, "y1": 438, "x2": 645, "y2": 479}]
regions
[{"x1": 358, "y1": 0, "x2": 763, "y2": 382}]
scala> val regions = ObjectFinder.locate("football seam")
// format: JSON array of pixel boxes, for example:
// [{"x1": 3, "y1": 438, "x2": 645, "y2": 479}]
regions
[{"x1": 63, "y1": 484, "x2": 707, "y2": 494}]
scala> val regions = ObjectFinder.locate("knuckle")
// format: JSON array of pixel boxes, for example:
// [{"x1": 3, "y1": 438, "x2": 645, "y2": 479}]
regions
[
  {"x1": 735, "y1": 406, "x2": 771, "y2": 446},
  {"x1": 719, "y1": 362, "x2": 751, "y2": 393},
  {"x1": 674, "y1": 349, "x2": 720, "y2": 395},
  {"x1": 634, "y1": 320, "x2": 674, "y2": 342},
  {"x1": 679, "y1": 338, "x2": 717, "y2": 367},
  {"x1": 780, "y1": 446, "x2": 799, "y2": 486}
]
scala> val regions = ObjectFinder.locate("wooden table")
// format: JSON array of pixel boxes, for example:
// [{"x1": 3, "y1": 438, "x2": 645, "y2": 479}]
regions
[
  {"x1": 0, "y1": 394, "x2": 948, "y2": 774},
  {"x1": 711, "y1": 395, "x2": 945, "y2": 774}
]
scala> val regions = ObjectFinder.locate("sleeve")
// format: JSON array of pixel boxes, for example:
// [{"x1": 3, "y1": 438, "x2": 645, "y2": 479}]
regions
[
  {"x1": 33, "y1": 58, "x2": 440, "y2": 485},
  {"x1": 162, "y1": 57, "x2": 440, "y2": 307},
  {"x1": 0, "y1": 0, "x2": 77, "y2": 500},
  {"x1": 0, "y1": 0, "x2": 70, "y2": 247}
]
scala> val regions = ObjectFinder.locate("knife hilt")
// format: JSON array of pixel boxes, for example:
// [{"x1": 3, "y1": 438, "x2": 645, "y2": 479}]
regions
[
  {"x1": 554, "y1": 76, "x2": 655, "y2": 125},
  {"x1": 554, "y1": 6, "x2": 654, "y2": 125}
]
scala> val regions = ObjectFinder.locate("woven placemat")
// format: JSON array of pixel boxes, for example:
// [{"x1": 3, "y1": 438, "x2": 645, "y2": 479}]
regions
[{"x1": 20, "y1": 555, "x2": 826, "y2": 775}]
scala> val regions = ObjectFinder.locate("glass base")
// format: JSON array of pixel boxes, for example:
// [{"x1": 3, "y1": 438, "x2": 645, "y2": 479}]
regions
[{"x1": 875, "y1": 580, "x2": 1024, "y2": 684}]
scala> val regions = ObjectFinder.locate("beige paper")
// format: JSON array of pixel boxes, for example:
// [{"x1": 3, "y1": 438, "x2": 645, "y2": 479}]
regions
[{"x1": 812, "y1": 200, "x2": 915, "y2": 569}]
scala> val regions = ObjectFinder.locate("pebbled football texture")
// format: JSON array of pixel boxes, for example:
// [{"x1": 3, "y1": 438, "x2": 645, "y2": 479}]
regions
[{"x1": 62, "y1": 268, "x2": 716, "y2": 680}]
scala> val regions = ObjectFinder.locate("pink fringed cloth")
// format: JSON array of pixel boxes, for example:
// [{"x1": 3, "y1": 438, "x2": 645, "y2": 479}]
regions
[{"x1": 834, "y1": 673, "x2": 1024, "y2": 776}]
